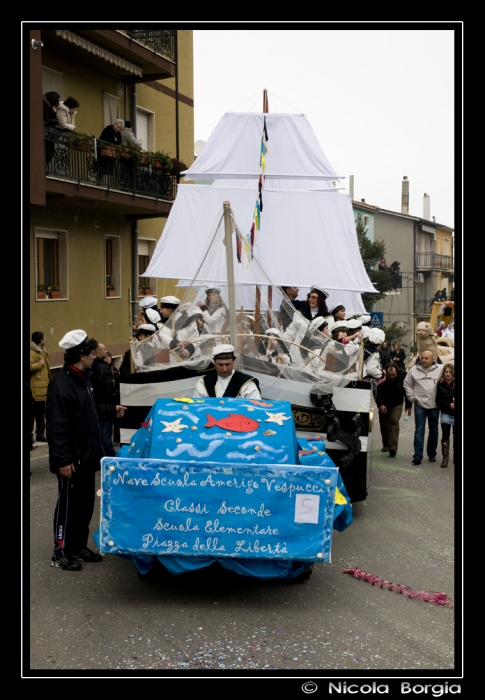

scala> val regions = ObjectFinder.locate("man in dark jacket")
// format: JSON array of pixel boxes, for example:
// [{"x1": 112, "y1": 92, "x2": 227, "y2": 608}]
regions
[
  {"x1": 90, "y1": 343, "x2": 117, "y2": 456},
  {"x1": 376, "y1": 362, "x2": 412, "y2": 457},
  {"x1": 46, "y1": 330, "x2": 126, "y2": 571}
]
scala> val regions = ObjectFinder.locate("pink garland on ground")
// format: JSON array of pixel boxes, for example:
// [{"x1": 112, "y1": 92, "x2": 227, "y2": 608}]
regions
[{"x1": 343, "y1": 567, "x2": 454, "y2": 607}]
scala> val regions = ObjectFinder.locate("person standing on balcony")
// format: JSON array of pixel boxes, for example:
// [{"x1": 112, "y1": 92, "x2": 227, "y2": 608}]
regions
[
  {"x1": 389, "y1": 261, "x2": 400, "y2": 291},
  {"x1": 99, "y1": 119, "x2": 124, "y2": 145},
  {"x1": 43, "y1": 92, "x2": 61, "y2": 167},
  {"x1": 56, "y1": 97, "x2": 79, "y2": 132},
  {"x1": 98, "y1": 119, "x2": 124, "y2": 180},
  {"x1": 121, "y1": 120, "x2": 142, "y2": 147},
  {"x1": 43, "y1": 92, "x2": 60, "y2": 127}
]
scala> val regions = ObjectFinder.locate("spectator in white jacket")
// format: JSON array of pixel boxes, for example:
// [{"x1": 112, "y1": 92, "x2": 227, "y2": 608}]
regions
[
  {"x1": 121, "y1": 120, "x2": 142, "y2": 147},
  {"x1": 56, "y1": 97, "x2": 79, "y2": 132}
]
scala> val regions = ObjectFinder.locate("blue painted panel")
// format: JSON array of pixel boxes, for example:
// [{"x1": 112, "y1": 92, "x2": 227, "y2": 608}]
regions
[
  {"x1": 121, "y1": 397, "x2": 299, "y2": 465},
  {"x1": 100, "y1": 458, "x2": 338, "y2": 563}
]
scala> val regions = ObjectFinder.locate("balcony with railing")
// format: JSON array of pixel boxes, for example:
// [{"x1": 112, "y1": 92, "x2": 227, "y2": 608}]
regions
[
  {"x1": 123, "y1": 29, "x2": 177, "y2": 62},
  {"x1": 415, "y1": 252, "x2": 453, "y2": 271},
  {"x1": 416, "y1": 300, "x2": 434, "y2": 316},
  {"x1": 44, "y1": 127, "x2": 177, "y2": 202}
]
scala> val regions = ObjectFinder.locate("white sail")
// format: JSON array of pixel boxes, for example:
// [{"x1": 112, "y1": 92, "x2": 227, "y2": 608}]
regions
[
  {"x1": 144, "y1": 185, "x2": 376, "y2": 294},
  {"x1": 181, "y1": 112, "x2": 343, "y2": 181}
]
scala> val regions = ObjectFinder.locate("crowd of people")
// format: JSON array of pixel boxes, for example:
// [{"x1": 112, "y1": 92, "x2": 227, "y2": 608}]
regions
[{"x1": 30, "y1": 281, "x2": 456, "y2": 573}]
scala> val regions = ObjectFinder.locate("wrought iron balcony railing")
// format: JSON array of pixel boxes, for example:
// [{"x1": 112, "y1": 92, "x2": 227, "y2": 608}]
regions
[
  {"x1": 124, "y1": 30, "x2": 176, "y2": 62},
  {"x1": 416, "y1": 300, "x2": 434, "y2": 315},
  {"x1": 415, "y1": 252, "x2": 453, "y2": 270},
  {"x1": 44, "y1": 127, "x2": 176, "y2": 201}
]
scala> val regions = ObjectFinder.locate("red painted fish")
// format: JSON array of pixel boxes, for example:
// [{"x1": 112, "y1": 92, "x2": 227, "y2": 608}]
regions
[
  {"x1": 205, "y1": 413, "x2": 259, "y2": 432},
  {"x1": 249, "y1": 400, "x2": 273, "y2": 407},
  {"x1": 298, "y1": 450, "x2": 315, "y2": 456}
]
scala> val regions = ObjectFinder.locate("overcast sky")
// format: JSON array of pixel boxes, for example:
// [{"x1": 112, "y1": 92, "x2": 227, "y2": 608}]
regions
[{"x1": 193, "y1": 27, "x2": 458, "y2": 228}]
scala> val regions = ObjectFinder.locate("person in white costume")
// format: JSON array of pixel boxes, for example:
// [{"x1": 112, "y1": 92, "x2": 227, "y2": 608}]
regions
[
  {"x1": 256, "y1": 328, "x2": 291, "y2": 365},
  {"x1": 193, "y1": 345, "x2": 261, "y2": 399},
  {"x1": 170, "y1": 308, "x2": 211, "y2": 362},
  {"x1": 283, "y1": 286, "x2": 329, "y2": 366},
  {"x1": 196, "y1": 288, "x2": 229, "y2": 336}
]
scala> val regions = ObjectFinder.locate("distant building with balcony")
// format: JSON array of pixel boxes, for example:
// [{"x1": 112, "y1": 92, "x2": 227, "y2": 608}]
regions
[
  {"x1": 352, "y1": 177, "x2": 454, "y2": 349},
  {"x1": 29, "y1": 27, "x2": 194, "y2": 370}
]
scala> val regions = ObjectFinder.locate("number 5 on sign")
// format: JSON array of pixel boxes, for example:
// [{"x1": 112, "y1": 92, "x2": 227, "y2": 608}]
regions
[{"x1": 294, "y1": 494, "x2": 320, "y2": 524}]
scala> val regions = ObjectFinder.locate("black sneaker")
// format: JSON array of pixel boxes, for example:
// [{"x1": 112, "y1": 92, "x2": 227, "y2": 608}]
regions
[
  {"x1": 412, "y1": 457, "x2": 422, "y2": 465},
  {"x1": 74, "y1": 547, "x2": 103, "y2": 563},
  {"x1": 381, "y1": 446, "x2": 389, "y2": 452},
  {"x1": 429, "y1": 456, "x2": 437, "y2": 462},
  {"x1": 389, "y1": 449, "x2": 396, "y2": 457},
  {"x1": 36, "y1": 435, "x2": 48, "y2": 443},
  {"x1": 51, "y1": 554, "x2": 82, "y2": 571}
]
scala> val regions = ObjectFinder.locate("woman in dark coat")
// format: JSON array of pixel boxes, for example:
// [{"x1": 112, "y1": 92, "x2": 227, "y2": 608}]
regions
[
  {"x1": 436, "y1": 363, "x2": 455, "y2": 468},
  {"x1": 391, "y1": 343, "x2": 406, "y2": 371}
]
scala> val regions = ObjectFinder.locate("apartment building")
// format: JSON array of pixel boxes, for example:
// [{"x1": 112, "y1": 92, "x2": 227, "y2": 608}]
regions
[{"x1": 29, "y1": 27, "x2": 194, "y2": 370}]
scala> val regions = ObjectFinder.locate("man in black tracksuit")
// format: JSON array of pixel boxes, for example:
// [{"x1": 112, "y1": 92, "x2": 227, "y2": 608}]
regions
[{"x1": 46, "y1": 330, "x2": 126, "y2": 571}]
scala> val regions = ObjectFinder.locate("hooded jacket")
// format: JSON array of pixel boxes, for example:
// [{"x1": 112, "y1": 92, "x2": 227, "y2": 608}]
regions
[
  {"x1": 56, "y1": 102, "x2": 76, "y2": 131},
  {"x1": 30, "y1": 341, "x2": 51, "y2": 401}
]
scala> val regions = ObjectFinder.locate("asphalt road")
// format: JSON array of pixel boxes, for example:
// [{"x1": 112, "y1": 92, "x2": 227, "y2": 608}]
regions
[{"x1": 27, "y1": 401, "x2": 459, "y2": 681}]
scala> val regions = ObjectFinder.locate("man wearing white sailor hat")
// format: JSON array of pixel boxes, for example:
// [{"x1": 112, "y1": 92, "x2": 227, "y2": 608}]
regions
[
  {"x1": 159, "y1": 295, "x2": 180, "y2": 322},
  {"x1": 46, "y1": 330, "x2": 126, "y2": 572},
  {"x1": 193, "y1": 344, "x2": 261, "y2": 399}
]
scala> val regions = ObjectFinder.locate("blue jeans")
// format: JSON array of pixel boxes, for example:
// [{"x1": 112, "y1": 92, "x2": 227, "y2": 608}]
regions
[{"x1": 413, "y1": 404, "x2": 440, "y2": 460}]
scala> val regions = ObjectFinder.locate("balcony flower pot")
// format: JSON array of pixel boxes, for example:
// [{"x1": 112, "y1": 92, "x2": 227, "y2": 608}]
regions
[
  {"x1": 106, "y1": 289, "x2": 117, "y2": 297},
  {"x1": 100, "y1": 147, "x2": 117, "y2": 158},
  {"x1": 49, "y1": 290, "x2": 62, "y2": 299},
  {"x1": 70, "y1": 132, "x2": 94, "y2": 151},
  {"x1": 36, "y1": 290, "x2": 47, "y2": 300},
  {"x1": 140, "y1": 155, "x2": 150, "y2": 165},
  {"x1": 138, "y1": 288, "x2": 152, "y2": 296},
  {"x1": 151, "y1": 159, "x2": 163, "y2": 170}
]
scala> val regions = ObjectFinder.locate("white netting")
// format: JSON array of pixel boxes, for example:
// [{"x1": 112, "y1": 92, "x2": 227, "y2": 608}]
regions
[{"x1": 130, "y1": 206, "x2": 365, "y2": 394}]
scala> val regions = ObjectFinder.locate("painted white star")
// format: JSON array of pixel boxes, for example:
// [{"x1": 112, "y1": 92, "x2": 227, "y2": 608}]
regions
[
  {"x1": 265, "y1": 412, "x2": 291, "y2": 426},
  {"x1": 160, "y1": 418, "x2": 188, "y2": 433}
]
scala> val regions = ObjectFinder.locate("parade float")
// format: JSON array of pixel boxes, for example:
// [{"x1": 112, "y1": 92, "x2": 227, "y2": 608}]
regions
[{"x1": 109, "y1": 95, "x2": 380, "y2": 580}]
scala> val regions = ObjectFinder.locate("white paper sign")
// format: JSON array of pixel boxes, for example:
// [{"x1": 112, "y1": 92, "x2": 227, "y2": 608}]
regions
[{"x1": 294, "y1": 494, "x2": 320, "y2": 524}]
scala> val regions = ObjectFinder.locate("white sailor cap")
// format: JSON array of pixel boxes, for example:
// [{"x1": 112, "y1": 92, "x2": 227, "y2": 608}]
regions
[
  {"x1": 368, "y1": 327, "x2": 385, "y2": 344},
  {"x1": 160, "y1": 295, "x2": 180, "y2": 308},
  {"x1": 139, "y1": 296, "x2": 158, "y2": 309},
  {"x1": 346, "y1": 319, "x2": 361, "y2": 331},
  {"x1": 310, "y1": 285, "x2": 329, "y2": 300},
  {"x1": 59, "y1": 329, "x2": 88, "y2": 350},
  {"x1": 205, "y1": 287, "x2": 221, "y2": 295},
  {"x1": 359, "y1": 314, "x2": 372, "y2": 326},
  {"x1": 330, "y1": 303, "x2": 346, "y2": 316},
  {"x1": 145, "y1": 308, "x2": 162, "y2": 325},
  {"x1": 331, "y1": 321, "x2": 349, "y2": 334},
  {"x1": 266, "y1": 327, "x2": 283, "y2": 337},
  {"x1": 212, "y1": 344, "x2": 235, "y2": 360},
  {"x1": 309, "y1": 317, "x2": 329, "y2": 333},
  {"x1": 135, "y1": 323, "x2": 157, "y2": 337}
]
